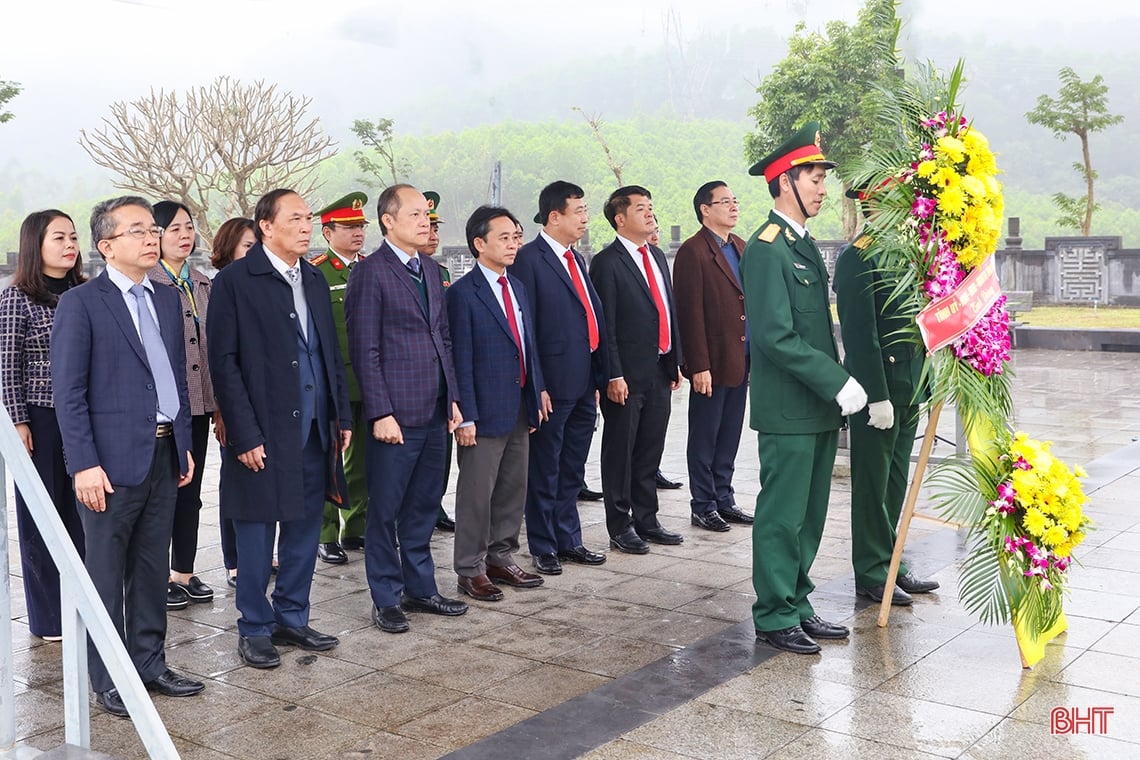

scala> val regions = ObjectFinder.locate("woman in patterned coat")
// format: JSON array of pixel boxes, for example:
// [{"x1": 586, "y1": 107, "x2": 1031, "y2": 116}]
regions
[{"x1": 0, "y1": 209, "x2": 87, "y2": 640}]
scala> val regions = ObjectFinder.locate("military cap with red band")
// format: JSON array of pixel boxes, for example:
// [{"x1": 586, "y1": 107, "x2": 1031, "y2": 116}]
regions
[
  {"x1": 314, "y1": 191, "x2": 369, "y2": 225},
  {"x1": 748, "y1": 121, "x2": 837, "y2": 182}
]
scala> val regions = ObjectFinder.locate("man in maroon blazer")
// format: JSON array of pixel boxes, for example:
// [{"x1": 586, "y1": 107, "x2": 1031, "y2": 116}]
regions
[{"x1": 673, "y1": 181, "x2": 754, "y2": 532}]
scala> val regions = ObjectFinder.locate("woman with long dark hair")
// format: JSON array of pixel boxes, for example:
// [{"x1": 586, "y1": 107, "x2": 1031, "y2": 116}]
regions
[
  {"x1": 210, "y1": 217, "x2": 256, "y2": 587},
  {"x1": 0, "y1": 209, "x2": 87, "y2": 641},
  {"x1": 149, "y1": 200, "x2": 215, "y2": 609}
]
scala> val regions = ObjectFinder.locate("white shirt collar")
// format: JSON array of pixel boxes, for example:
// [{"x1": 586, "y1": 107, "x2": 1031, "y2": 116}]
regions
[
  {"x1": 772, "y1": 209, "x2": 808, "y2": 240},
  {"x1": 105, "y1": 263, "x2": 153, "y2": 294}
]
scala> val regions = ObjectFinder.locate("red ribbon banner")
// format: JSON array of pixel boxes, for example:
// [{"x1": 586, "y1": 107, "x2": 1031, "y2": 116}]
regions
[{"x1": 917, "y1": 257, "x2": 1002, "y2": 354}]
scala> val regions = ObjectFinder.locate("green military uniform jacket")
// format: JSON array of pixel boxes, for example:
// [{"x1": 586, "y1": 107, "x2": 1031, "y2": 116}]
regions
[
  {"x1": 311, "y1": 249, "x2": 360, "y2": 402},
  {"x1": 833, "y1": 235, "x2": 925, "y2": 406},
  {"x1": 740, "y1": 210, "x2": 850, "y2": 433}
]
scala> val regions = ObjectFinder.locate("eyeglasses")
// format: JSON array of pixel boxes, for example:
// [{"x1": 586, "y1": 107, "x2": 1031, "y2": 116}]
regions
[
  {"x1": 707, "y1": 198, "x2": 739, "y2": 208},
  {"x1": 107, "y1": 226, "x2": 164, "y2": 241}
]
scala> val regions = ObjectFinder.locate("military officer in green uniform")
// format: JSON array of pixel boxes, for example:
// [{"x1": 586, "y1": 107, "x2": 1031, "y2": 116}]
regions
[
  {"x1": 741, "y1": 122, "x2": 868, "y2": 654},
  {"x1": 418, "y1": 191, "x2": 456, "y2": 532},
  {"x1": 311, "y1": 192, "x2": 370, "y2": 563},
  {"x1": 834, "y1": 185, "x2": 939, "y2": 606}
]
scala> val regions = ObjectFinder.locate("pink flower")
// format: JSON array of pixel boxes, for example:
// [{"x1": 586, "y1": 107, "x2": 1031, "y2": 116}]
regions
[{"x1": 911, "y1": 196, "x2": 937, "y2": 220}]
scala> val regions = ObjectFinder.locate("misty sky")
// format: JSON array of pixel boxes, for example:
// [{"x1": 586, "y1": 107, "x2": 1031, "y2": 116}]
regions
[{"x1": 2, "y1": 0, "x2": 1139, "y2": 177}]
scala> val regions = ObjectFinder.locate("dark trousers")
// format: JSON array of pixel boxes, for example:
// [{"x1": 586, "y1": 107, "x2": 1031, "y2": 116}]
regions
[
  {"x1": 454, "y1": 402, "x2": 529, "y2": 576},
  {"x1": 14, "y1": 405, "x2": 85, "y2": 638},
  {"x1": 320, "y1": 400, "x2": 368, "y2": 543},
  {"x1": 232, "y1": 424, "x2": 327, "y2": 638},
  {"x1": 751, "y1": 430, "x2": 838, "y2": 632},
  {"x1": 81, "y1": 436, "x2": 179, "y2": 693},
  {"x1": 686, "y1": 374, "x2": 748, "y2": 514},
  {"x1": 599, "y1": 358, "x2": 672, "y2": 537},
  {"x1": 170, "y1": 414, "x2": 210, "y2": 573},
  {"x1": 524, "y1": 389, "x2": 594, "y2": 556},
  {"x1": 364, "y1": 403, "x2": 446, "y2": 608},
  {"x1": 849, "y1": 404, "x2": 920, "y2": 586}
]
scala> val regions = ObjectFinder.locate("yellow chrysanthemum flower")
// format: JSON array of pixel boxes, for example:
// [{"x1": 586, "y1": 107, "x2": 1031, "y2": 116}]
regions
[
  {"x1": 917, "y1": 160, "x2": 938, "y2": 178},
  {"x1": 1041, "y1": 525, "x2": 1068, "y2": 548},
  {"x1": 961, "y1": 175, "x2": 987, "y2": 199},
  {"x1": 936, "y1": 136, "x2": 967, "y2": 164},
  {"x1": 1054, "y1": 541, "x2": 1073, "y2": 558},
  {"x1": 938, "y1": 186, "x2": 968, "y2": 217},
  {"x1": 1023, "y1": 507, "x2": 1049, "y2": 537}
]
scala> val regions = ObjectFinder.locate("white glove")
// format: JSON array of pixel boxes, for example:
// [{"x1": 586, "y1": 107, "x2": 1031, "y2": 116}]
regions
[
  {"x1": 867, "y1": 399, "x2": 894, "y2": 430},
  {"x1": 835, "y1": 377, "x2": 868, "y2": 416}
]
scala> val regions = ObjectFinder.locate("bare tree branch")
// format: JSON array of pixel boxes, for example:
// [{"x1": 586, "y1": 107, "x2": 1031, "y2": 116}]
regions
[{"x1": 572, "y1": 106, "x2": 624, "y2": 185}]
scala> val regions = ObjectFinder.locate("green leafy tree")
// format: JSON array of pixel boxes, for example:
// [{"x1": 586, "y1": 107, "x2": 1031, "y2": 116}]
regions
[
  {"x1": 0, "y1": 78, "x2": 20, "y2": 123},
  {"x1": 1026, "y1": 67, "x2": 1123, "y2": 235},
  {"x1": 744, "y1": 0, "x2": 899, "y2": 239},
  {"x1": 351, "y1": 117, "x2": 411, "y2": 187}
]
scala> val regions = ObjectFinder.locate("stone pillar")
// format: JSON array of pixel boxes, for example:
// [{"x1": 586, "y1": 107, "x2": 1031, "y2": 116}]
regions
[{"x1": 1000, "y1": 216, "x2": 1023, "y2": 291}]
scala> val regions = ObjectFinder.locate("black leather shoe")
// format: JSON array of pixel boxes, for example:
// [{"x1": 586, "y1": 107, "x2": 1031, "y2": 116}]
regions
[
  {"x1": 318, "y1": 542, "x2": 348, "y2": 564},
  {"x1": 718, "y1": 505, "x2": 754, "y2": 524},
  {"x1": 856, "y1": 583, "x2": 913, "y2": 606},
  {"x1": 401, "y1": 593, "x2": 468, "y2": 616},
  {"x1": 896, "y1": 572, "x2": 940, "y2": 594},
  {"x1": 637, "y1": 526, "x2": 684, "y2": 545},
  {"x1": 609, "y1": 529, "x2": 650, "y2": 555},
  {"x1": 339, "y1": 536, "x2": 365, "y2": 550},
  {"x1": 166, "y1": 582, "x2": 189, "y2": 610},
  {"x1": 145, "y1": 668, "x2": 205, "y2": 697},
  {"x1": 96, "y1": 688, "x2": 128, "y2": 717},
  {"x1": 800, "y1": 615, "x2": 850, "y2": 640},
  {"x1": 238, "y1": 635, "x2": 281, "y2": 669},
  {"x1": 558, "y1": 545, "x2": 606, "y2": 565},
  {"x1": 435, "y1": 514, "x2": 456, "y2": 532},
  {"x1": 533, "y1": 553, "x2": 563, "y2": 575},
  {"x1": 756, "y1": 626, "x2": 821, "y2": 654},
  {"x1": 655, "y1": 470, "x2": 683, "y2": 489},
  {"x1": 170, "y1": 576, "x2": 214, "y2": 603},
  {"x1": 373, "y1": 605, "x2": 410, "y2": 633},
  {"x1": 578, "y1": 484, "x2": 604, "y2": 502},
  {"x1": 691, "y1": 511, "x2": 731, "y2": 532},
  {"x1": 226, "y1": 573, "x2": 237, "y2": 589},
  {"x1": 271, "y1": 624, "x2": 339, "y2": 651}
]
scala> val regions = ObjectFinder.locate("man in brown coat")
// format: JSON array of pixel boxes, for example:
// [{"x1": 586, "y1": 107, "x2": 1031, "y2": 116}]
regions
[{"x1": 672, "y1": 181, "x2": 753, "y2": 532}]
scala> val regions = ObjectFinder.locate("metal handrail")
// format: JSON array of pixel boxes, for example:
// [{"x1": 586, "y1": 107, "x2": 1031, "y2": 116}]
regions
[{"x1": 0, "y1": 404, "x2": 178, "y2": 758}]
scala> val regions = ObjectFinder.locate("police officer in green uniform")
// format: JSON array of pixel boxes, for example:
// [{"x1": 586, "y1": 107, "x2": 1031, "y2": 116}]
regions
[
  {"x1": 834, "y1": 185, "x2": 939, "y2": 606},
  {"x1": 418, "y1": 191, "x2": 456, "y2": 532},
  {"x1": 310, "y1": 192, "x2": 370, "y2": 563},
  {"x1": 741, "y1": 122, "x2": 868, "y2": 654}
]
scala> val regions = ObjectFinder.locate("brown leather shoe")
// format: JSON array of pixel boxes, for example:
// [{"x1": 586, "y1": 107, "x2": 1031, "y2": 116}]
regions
[
  {"x1": 487, "y1": 563, "x2": 544, "y2": 589},
  {"x1": 457, "y1": 574, "x2": 504, "y2": 601}
]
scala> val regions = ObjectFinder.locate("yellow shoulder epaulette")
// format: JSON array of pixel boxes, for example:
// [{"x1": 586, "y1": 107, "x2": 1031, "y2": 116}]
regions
[
  {"x1": 852, "y1": 234, "x2": 872, "y2": 250},
  {"x1": 310, "y1": 253, "x2": 329, "y2": 266},
  {"x1": 757, "y1": 223, "x2": 780, "y2": 244}
]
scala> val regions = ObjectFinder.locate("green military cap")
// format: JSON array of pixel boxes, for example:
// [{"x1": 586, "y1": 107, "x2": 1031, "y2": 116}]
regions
[
  {"x1": 314, "y1": 191, "x2": 369, "y2": 224},
  {"x1": 748, "y1": 121, "x2": 837, "y2": 181},
  {"x1": 424, "y1": 191, "x2": 443, "y2": 223},
  {"x1": 533, "y1": 210, "x2": 544, "y2": 224}
]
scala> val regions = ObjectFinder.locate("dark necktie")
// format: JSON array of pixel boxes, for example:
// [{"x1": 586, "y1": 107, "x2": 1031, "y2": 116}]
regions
[
  {"x1": 406, "y1": 256, "x2": 422, "y2": 278},
  {"x1": 129, "y1": 284, "x2": 181, "y2": 422},
  {"x1": 564, "y1": 250, "x2": 599, "y2": 352},
  {"x1": 638, "y1": 245, "x2": 670, "y2": 353},
  {"x1": 497, "y1": 275, "x2": 526, "y2": 387}
]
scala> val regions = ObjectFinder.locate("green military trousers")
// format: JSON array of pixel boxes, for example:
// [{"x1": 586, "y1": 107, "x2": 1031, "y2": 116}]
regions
[
  {"x1": 847, "y1": 404, "x2": 920, "y2": 587},
  {"x1": 320, "y1": 400, "x2": 368, "y2": 543},
  {"x1": 751, "y1": 429, "x2": 838, "y2": 632}
]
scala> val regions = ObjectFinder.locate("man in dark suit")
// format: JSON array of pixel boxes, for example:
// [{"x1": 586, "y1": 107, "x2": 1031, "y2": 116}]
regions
[
  {"x1": 834, "y1": 187, "x2": 938, "y2": 606},
  {"x1": 208, "y1": 188, "x2": 353, "y2": 669},
  {"x1": 589, "y1": 185, "x2": 684, "y2": 555},
  {"x1": 741, "y1": 122, "x2": 867, "y2": 655},
  {"x1": 345, "y1": 183, "x2": 468, "y2": 634},
  {"x1": 52, "y1": 195, "x2": 203, "y2": 716},
  {"x1": 447, "y1": 205, "x2": 549, "y2": 601},
  {"x1": 511, "y1": 181, "x2": 609, "y2": 575},
  {"x1": 673, "y1": 181, "x2": 754, "y2": 533}
]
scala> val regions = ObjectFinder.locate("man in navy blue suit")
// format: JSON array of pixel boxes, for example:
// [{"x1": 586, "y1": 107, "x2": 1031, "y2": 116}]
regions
[
  {"x1": 52, "y1": 196, "x2": 203, "y2": 716},
  {"x1": 510, "y1": 181, "x2": 609, "y2": 575},
  {"x1": 208, "y1": 188, "x2": 353, "y2": 669},
  {"x1": 447, "y1": 206, "x2": 550, "y2": 601},
  {"x1": 345, "y1": 184, "x2": 468, "y2": 633}
]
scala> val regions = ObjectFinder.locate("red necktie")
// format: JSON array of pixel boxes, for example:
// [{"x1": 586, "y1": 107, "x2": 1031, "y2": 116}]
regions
[
  {"x1": 638, "y1": 245, "x2": 670, "y2": 353},
  {"x1": 498, "y1": 275, "x2": 526, "y2": 387},
  {"x1": 564, "y1": 250, "x2": 599, "y2": 352}
]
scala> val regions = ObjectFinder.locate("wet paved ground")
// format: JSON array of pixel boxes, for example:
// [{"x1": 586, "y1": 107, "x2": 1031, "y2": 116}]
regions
[{"x1": 6, "y1": 349, "x2": 1140, "y2": 759}]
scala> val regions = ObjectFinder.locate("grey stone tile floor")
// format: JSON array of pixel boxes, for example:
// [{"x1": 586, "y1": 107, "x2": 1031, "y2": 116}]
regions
[{"x1": 5, "y1": 349, "x2": 1140, "y2": 758}]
